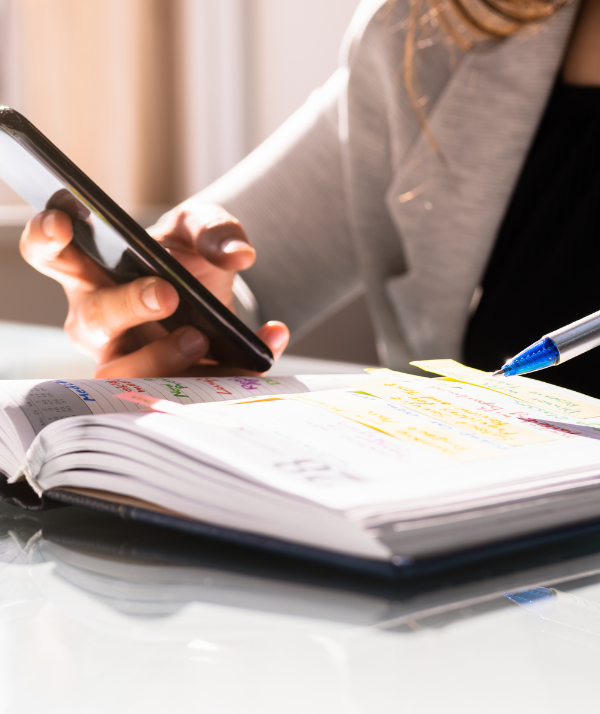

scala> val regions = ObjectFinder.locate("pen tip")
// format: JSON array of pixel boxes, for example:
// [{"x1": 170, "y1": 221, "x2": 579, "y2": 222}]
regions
[{"x1": 492, "y1": 368, "x2": 506, "y2": 377}]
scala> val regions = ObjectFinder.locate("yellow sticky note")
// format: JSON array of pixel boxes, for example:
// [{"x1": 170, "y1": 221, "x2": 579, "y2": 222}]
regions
[
  {"x1": 292, "y1": 391, "x2": 515, "y2": 461},
  {"x1": 411, "y1": 359, "x2": 600, "y2": 419},
  {"x1": 351, "y1": 379, "x2": 554, "y2": 447}
]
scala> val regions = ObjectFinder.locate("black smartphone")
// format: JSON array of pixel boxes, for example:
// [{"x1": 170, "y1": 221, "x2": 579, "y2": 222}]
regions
[{"x1": 0, "y1": 107, "x2": 273, "y2": 373}]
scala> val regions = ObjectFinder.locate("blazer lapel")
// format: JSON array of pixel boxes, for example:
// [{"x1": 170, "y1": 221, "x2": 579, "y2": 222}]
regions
[{"x1": 384, "y1": 3, "x2": 579, "y2": 361}]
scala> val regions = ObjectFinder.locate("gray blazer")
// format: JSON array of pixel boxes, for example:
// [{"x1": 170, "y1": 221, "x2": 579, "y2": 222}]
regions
[{"x1": 198, "y1": 0, "x2": 578, "y2": 370}]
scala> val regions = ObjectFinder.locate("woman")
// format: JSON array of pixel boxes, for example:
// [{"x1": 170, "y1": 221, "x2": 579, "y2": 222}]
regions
[{"x1": 18, "y1": 0, "x2": 600, "y2": 394}]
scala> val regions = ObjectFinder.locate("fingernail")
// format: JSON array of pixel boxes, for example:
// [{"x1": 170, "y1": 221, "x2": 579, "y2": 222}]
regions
[
  {"x1": 141, "y1": 280, "x2": 160, "y2": 311},
  {"x1": 220, "y1": 237, "x2": 254, "y2": 255},
  {"x1": 179, "y1": 328, "x2": 208, "y2": 356},
  {"x1": 42, "y1": 212, "x2": 56, "y2": 238}
]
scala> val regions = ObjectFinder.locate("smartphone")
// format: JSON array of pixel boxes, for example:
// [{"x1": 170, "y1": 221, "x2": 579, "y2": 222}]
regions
[{"x1": 0, "y1": 107, "x2": 274, "y2": 373}]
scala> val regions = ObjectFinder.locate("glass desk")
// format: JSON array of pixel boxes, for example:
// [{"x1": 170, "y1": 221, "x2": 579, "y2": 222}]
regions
[
  {"x1": 1, "y1": 503, "x2": 600, "y2": 713},
  {"x1": 1, "y1": 322, "x2": 599, "y2": 712}
]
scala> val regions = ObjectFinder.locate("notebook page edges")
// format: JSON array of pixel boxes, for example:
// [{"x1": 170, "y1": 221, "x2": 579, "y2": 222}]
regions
[{"x1": 26, "y1": 388, "x2": 600, "y2": 516}]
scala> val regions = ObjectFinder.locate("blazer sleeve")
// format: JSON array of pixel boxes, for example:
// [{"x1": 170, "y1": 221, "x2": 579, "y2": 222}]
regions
[{"x1": 194, "y1": 69, "x2": 360, "y2": 339}]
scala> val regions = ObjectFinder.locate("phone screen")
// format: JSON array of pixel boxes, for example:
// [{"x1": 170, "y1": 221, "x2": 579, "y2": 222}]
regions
[{"x1": 0, "y1": 128, "x2": 151, "y2": 283}]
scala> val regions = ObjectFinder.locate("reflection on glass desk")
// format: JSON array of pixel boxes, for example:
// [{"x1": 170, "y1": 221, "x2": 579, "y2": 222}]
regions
[{"x1": 1, "y1": 500, "x2": 600, "y2": 712}]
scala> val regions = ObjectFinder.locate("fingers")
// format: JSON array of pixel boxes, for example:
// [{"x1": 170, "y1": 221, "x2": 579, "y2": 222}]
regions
[
  {"x1": 195, "y1": 220, "x2": 256, "y2": 273},
  {"x1": 256, "y1": 321, "x2": 290, "y2": 363},
  {"x1": 179, "y1": 320, "x2": 289, "y2": 377},
  {"x1": 23, "y1": 205, "x2": 287, "y2": 380},
  {"x1": 19, "y1": 210, "x2": 71, "y2": 267},
  {"x1": 65, "y1": 275, "x2": 180, "y2": 348},
  {"x1": 95, "y1": 326, "x2": 210, "y2": 378},
  {"x1": 149, "y1": 203, "x2": 256, "y2": 273},
  {"x1": 20, "y1": 210, "x2": 111, "y2": 292},
  {"x1": 95, "y1": 321, "x2": 289, "y2": 379}
]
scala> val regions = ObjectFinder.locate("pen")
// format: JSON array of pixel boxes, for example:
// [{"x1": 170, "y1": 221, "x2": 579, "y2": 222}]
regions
[{"x1": 493, "y1": 308, "x2": 600, "y2": 377}]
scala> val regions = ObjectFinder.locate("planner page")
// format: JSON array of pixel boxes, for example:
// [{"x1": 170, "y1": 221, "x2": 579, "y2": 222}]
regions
[{"x1": 0, "y1": 374, "x2": 356, "y2": 478}]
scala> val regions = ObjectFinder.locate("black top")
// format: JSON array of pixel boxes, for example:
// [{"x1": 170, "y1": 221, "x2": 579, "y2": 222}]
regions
[{"x1": 464, "y1": 78, "x2": 600, "y2": 398}]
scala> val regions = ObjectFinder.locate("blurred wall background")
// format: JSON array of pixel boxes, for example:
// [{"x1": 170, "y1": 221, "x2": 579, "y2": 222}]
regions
[{"x1": 0, "y1": 0, "x2": 377, "y2": 365}]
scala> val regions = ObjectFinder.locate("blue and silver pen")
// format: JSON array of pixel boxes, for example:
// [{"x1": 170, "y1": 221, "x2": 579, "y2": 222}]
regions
[{"x1": 493, "y1": 308, "x2": 600, "y2": 377}]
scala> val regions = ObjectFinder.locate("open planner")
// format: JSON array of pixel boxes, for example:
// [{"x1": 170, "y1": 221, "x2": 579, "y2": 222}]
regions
[{"x1": 2, "y1": 361, "x2": 600, "y2": 577}]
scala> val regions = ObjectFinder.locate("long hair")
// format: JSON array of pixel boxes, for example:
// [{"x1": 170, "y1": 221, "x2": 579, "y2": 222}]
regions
[{"x1": 396, "y1": 0, "x2": 569, "y2": 153}]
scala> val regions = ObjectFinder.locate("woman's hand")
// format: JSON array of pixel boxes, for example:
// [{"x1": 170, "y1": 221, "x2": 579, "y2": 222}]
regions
[{"x1": 19, "y1": 200, "x2": 289, "y2": 378}]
